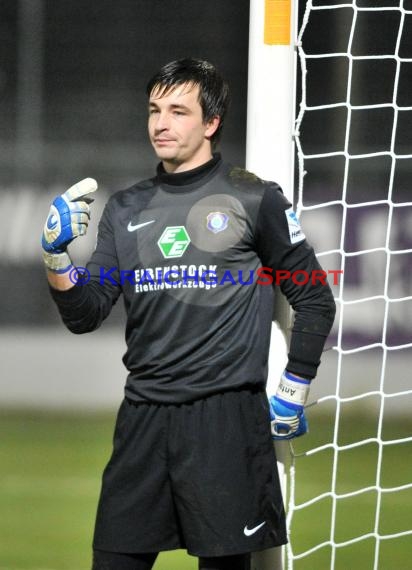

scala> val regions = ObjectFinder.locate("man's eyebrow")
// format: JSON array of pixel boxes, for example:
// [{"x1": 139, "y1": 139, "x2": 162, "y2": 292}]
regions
[
  {"x1": 170, "y1": 103, "x2": 191, "y2": 111},
  {"x1": 148, "y1": 101, "x2": 191, "y2": 111}
]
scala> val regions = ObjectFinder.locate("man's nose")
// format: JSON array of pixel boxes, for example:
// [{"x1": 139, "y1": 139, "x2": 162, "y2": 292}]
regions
[{"x1": 154, "y1": 112, "x2": 170, "y2": 132}]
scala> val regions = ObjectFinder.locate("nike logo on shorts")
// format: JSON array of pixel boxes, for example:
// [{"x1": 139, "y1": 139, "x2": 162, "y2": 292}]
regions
[
  {"x1": 243, "y1": 521, "x2": 266, "y2": 536},
  {"x1": 127, "y1": 220, "x2": 155, "y2": 232}
]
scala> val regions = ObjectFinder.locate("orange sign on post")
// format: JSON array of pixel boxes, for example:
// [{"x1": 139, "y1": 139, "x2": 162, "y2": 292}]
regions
[{"x1": 264, "y1": 0, "x2": 291, "y2": 45}]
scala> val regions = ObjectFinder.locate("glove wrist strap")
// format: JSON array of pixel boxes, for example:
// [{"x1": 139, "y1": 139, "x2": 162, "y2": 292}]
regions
[
  {"x1": 42, "y1": 251, "x2": 73, "y2": 273},
  {"x1": 276, "y1": 370, "x2": 310, "y2": 409}
]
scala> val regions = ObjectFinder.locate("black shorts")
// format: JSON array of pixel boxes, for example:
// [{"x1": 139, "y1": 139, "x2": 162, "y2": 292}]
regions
[{"x1": 92, "y1": 389, "x2": 287, "y2": 557}]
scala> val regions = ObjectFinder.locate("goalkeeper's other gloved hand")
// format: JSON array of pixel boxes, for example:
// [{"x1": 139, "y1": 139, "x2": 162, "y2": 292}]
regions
[
  {"x1": 41, "y1": 178, "x2": 97, "y2": 272},
  {"x1": 269, "y1": 370, "x2": 311, "y2": 440}
]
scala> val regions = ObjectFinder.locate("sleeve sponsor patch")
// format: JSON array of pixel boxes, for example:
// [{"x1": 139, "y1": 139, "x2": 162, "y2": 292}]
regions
[{"x1": 285, "y1": 207, "x2": 305, "y2": 244}]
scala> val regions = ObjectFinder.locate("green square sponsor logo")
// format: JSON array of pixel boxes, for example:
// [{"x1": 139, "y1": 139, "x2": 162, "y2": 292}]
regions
[{"x1": 157, "y1": 226, "x2": 191, "y2": 258}]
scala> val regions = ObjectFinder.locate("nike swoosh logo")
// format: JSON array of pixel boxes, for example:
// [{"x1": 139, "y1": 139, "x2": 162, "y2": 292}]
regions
[
  {"x1": 127, "y1": 220, "x2": 155, "y2": 232},
  {"x1": 243, "y1": 521, "x2": 266, "y2": 536}
]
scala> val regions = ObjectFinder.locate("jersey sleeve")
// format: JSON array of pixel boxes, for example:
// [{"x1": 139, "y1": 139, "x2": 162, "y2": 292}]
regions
[
  {"x1": 255, "y1": 184, "x2": 336, "y2": 379},
  {"x1": 49, "y1": 198, "x2": 121, "y2": 334}
]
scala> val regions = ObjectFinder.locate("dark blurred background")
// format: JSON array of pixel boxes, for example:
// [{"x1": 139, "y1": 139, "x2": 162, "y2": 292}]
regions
[{"x1": 1, "y1": 0, "x2": 251, "y2": 187}]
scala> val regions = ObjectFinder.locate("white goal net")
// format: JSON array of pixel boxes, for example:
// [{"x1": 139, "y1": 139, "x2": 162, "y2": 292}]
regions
[{"x1": 285, "y1": 1, "x2": 412, "y2": 569}]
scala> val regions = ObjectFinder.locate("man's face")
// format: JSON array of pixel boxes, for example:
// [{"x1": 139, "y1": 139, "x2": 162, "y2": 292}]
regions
[{"x1": 148, "y1": 82, "x2": 219, "y2": 173}]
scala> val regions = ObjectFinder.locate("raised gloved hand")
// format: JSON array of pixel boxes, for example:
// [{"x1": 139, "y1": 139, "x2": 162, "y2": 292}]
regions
[
  {"x1": 269, "y1": 370, "x2": 310, "y2": 440},
  {"x1": 41, "y1": 178, "x2": 97, "y2": 272}
]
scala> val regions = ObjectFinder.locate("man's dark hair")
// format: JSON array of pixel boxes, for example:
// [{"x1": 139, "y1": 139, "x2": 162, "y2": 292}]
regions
[{"x1": 146, "y1": 58, "x2": 230, "y2": 146}]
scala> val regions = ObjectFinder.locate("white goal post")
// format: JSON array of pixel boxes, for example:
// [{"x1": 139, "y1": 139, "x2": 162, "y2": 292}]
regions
[
  {"x1": 247, "y1": 2, "x2": 298, "y2": 569},
  {"x1": 247, "y1": 1, "x2": 412, "y2": 570}
]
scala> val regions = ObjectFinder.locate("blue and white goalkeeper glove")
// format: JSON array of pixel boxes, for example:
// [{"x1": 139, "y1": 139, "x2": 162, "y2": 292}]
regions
[
  {"x1": 269, "y1": 370, "x2": 310, "y2": 440},
  {"x1": 42, "y1": 178, "x2": 97, "y2": 272}
]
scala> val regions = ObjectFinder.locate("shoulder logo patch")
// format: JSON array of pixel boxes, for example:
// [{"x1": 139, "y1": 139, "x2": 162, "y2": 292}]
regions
[{"x1": 285, "y1": 207, "x2": 305, "y2": 244}]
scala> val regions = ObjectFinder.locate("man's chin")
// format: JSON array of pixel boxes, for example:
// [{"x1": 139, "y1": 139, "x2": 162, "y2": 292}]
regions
[
  {"x1": 153, "y1": 148, "x2": 179, "y2": 162},
  {"x1": 155, "y1": 150, "x2": 183, "y2": 167}
]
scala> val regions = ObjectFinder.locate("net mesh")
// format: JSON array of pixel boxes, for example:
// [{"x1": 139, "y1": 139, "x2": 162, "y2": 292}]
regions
[{"x1": 286, "y1": 1, "x2": 412, "y2": 568}]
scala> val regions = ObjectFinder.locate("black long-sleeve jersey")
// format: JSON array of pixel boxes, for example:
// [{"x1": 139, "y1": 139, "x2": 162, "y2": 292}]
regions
[{"x1": 50, "y1": 155, "x2": 336, "y2": 403}]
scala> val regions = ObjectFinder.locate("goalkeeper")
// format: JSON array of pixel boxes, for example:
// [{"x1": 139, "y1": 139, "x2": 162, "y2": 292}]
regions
[{"x1": 42, "y1": 58, "x2": 336, "y2": 570}]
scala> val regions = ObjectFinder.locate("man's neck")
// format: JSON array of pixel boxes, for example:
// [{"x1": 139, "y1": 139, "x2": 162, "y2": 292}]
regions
[
  {"x1": 162, "y1": 152, "x2": 214, "y2": 174},
  {"x1": 156, "y1": 153, "x2": 221, "y2": 188}
]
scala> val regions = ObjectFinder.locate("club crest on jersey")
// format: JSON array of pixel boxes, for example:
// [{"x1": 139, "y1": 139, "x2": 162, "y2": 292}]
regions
[
  {"x1": 206, "y1": 212, "x2": 229, "y2": 234},
  {"x1": 285, "y1": 207, "x2": 305, "y2": 244}
]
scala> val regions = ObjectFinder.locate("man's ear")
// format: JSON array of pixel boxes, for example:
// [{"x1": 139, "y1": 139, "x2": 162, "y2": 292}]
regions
[{"x1": 205, "y1": 116, "x2": 220, "y2": 139}]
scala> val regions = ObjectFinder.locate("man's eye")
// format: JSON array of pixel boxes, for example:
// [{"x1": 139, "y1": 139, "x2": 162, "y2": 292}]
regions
[{"x1": 149, "y1": 109, "x2": 159, "y2": 115}]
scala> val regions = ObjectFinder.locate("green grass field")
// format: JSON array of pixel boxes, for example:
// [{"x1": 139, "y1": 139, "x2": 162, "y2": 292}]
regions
[{"x1": 0, "y1": 408, "x2": 410, "y2": 570}]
